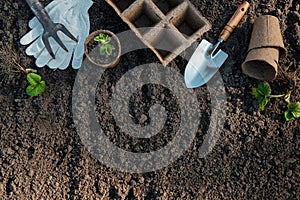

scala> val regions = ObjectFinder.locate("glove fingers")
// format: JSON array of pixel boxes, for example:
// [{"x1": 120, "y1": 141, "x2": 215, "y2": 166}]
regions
[
  {"x1": 26, "y1": 38, "x2": 45, "y2": 57},
  {"x1": 72, "y1": 55, "x2": 83, "y2": 69},
  {"x1": 72, "y1": 41, "x2": 85, "y2": 69},
  {"x1": 53, "y1": 35, "x2": 78, "y2": 69},
  {"x1": 29, "y1": 17, "x2": 39, "y2": 29},
  {"x1": 20, "y1": 26, "x2": 43, "y2": 45},
  {"x1": 58, "y1": 42, "x2": 75, "y2": 70},
  {"x1": 72, "y1": 15, "x2": 90, "y2": 69},
  {"x1": 72, "y1": 40, "x2": 84, "y2": 69},
  {"x1": 47, "y1": 47, "x2": 70, "y2": 69},
  {"x1": 35, "y1": 46, "x2": 59, "y2": 67},
  {"x1": 59, "y1": 49, "x2": 73, "y2": 70},
  {"x1": 44, "y1": 0, "x2": 62, "y2": 11},
  {"x1": 71, "y1": 0, "x2": 93, "y2": 13}
]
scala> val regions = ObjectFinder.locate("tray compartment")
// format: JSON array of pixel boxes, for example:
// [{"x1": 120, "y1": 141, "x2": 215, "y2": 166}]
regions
[
  {"x1": 110, "y1": 0, "x2": 136, "y2": 12},
  {"x1": 151, "y1": 0, "x2": 183, "y2": 14},
  {"x1": 124, "y1": 1, "x2": 162, "y2": 28},
  {"x1": 146, "y1": 26, "x2": 184, "y2": 60},
  {"x1": 169, "y1": 3, "x2": 209, "y2": 37}
]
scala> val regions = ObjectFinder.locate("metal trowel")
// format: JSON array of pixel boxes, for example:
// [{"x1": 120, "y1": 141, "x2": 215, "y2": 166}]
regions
[{"x1": 184, "y1": 1, "x2": 250, "y2": 88}]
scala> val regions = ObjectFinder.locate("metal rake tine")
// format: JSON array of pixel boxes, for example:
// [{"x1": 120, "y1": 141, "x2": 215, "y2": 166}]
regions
[
  {"x1": 51, "y1": 31, "x2": 68, "y2": 53},
  {"x1": 42, "y1": 33, "x2": 55, "y2": 59},
  {"x1": 56, "y1": 23, "x2": 78, "y2": 42}
]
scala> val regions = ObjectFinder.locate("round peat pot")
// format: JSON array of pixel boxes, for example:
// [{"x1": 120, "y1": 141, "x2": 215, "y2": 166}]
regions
[
  {"x1": 242, "y1": 15, "x2": 287, "y2": 80},
  {"x1": 84, "y1": 30, "x2": 121, "y2": 68}
]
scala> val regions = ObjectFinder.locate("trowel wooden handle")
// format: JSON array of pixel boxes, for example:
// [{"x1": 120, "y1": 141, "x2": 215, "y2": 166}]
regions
[{"x1": 219, "y1": 1, "x2": 250, "y2": 41}]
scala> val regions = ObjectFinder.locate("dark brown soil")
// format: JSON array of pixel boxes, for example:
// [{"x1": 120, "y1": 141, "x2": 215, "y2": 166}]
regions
[{"x1": 0, "y1": 0, "x2": 299, "y2": 199}]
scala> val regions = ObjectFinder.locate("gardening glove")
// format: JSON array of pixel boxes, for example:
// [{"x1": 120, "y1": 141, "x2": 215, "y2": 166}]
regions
[{"x1": 20, "y1": 0, "x2": 93, "y2": 70}]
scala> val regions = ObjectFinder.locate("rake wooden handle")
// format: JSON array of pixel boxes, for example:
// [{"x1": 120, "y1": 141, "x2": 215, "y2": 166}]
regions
[{"x1": 219, "y1": 1, "x2": 250, "y2": 41}]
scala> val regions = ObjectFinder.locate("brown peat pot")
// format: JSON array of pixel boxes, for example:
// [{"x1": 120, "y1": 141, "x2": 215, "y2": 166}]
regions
[{"x1": 84, "y1": 30, "x2": 121, "y2": 68}]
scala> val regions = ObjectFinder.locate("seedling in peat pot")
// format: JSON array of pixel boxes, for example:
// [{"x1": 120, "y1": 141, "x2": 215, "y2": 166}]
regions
[{"x1": 94, "y1": 33, "x2": 115, "y2": 56}]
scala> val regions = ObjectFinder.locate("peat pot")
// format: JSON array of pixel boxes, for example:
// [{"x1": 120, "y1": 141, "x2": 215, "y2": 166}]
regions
[{"x1": 84, "y1": 30, "x2": 121, "y2": 68}]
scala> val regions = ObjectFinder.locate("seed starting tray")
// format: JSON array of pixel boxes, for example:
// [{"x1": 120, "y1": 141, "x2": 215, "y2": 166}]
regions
[{"x1": 105, "y1": 0, "x2": 211, "y2": 66}]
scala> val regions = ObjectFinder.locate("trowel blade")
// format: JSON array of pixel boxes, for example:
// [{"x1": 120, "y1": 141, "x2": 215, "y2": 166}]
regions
[{"x1": 184, "y1": 39, "x2": 228, "y2": 88}]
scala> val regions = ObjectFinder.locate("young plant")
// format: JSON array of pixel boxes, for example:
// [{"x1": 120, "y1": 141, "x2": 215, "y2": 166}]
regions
[
  {"x1": 94, "y1": 33, "x2": 115, "y2": 56},
  {"x1": 252, "y1": 82, "x2": 299, "y2": 121},
  {"x1": 0, "y1": 49, "x2": 46, "y2": 97},
  {"x1": 14, "y1": 60, "x2": 46, "y2": 97},
  {"x1": 26, "y1": 72, "x2": 46, "y2": 97},
  {"x1": 252, "y1": 82, "x2": 284, "y2": 111},
  {"x1": 284, "y1": 102, "x2": 300, "y2": 121},
  {"x1": 284, "y1": 92, "x2": 300, "y2": 121}
]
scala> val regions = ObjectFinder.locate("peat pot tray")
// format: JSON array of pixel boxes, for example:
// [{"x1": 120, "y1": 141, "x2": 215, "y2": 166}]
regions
[{"x1": 106, "y1": 0, "x2": 211, "y2": 66}]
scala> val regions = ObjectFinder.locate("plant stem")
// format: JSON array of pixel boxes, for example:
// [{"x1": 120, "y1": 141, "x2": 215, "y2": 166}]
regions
[
  {"x1": 270, "y1": 94, "x2": 285, "y2": 98},
  {"x1": 12, "y1": 58, "x2": 27, "y2": 75},
  {"x1": 284, "y1": 91, "x2": 292, "y2": 103}
]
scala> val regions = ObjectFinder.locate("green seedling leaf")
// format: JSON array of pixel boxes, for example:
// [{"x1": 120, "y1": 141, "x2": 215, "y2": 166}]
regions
[
  {"x1": 27, "y1": 72, "x2": 41, "y2": 86},
  {"x1": 288, "y1": 102, "x2": 300, "y2": 118},
  {"x1": 252, "y1": 82, "x2": 272, "y2": 111},
  {"x1": 260, "y1": 97, "x2": 269, "y2": 111},
  {"x1": 94, "y1": 35, "x2": 105, "y2": 44},
  {"x1": 284, "y1": 102, "x2": 300, "y2": 121},
  {"x1": 284, "y1": 110, "x2": 293, "y2": 121},
  {"x1": 258, "y1": 82, "x2": 272, "y2": 96},
  {"x1": 100, "y1": 46, "x2": 106, "y2": 55},
  {"x1": 252, "y1": 88, "x2": 263, "y2": 102},
  {"x1": 105, "y1": 44, "x2": 115, "y2": 56},
  {"x1": 26, "y1": 80, "x2": 45, "y2": 97},
  {"x1": 99, "y1": 44, "x2": 115, "y2": 56},
  {"x1": 94, "y1": 33, "x2": 111, "y2": 44},
  {"x1": 26, "y1": 73, "x2": 46, "y2": 97}
]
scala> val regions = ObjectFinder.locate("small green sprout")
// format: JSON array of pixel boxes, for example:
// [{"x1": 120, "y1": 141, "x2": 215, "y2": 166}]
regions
[
  {"x1": 284, "y1": 102, "x2": 300, "y2": 121},
  {"x1": 0, "y1": 49, "x2": 46, "y2": 97},
  {"x1": 252, "y1": 82, "x2": 299, "y2": 121},
  {"x1": 94, "y1": 33, "x2": 115, "y2": 56},
  {"x1": 14, "y1": 60, "x2": 46, "y2": 97},
  {"x1": 284, "y1": 91, "x2": 300, "y2": 121},
  {"x1": 252, "y1": 82, "x2": 284, "y2": 111},
  {"x1": 94, "y1": 33, "x2": 110, "y2": 44},
  {"x1": 26, "y1": 73, "x2": 46, "y2": 97}
]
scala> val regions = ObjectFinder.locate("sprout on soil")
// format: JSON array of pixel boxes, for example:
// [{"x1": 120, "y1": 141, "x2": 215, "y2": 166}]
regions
[
  {"x1": 94, "y1": 33, "x2": 115, "y2": 56},
  {"x1": 0, "y1": 48, "x2": 45, "y2": 97}
]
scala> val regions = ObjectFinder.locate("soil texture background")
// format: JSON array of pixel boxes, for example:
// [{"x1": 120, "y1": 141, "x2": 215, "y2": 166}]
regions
[{"x1": 0, "y1": 0, "x2": 299, "y2": 199}]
